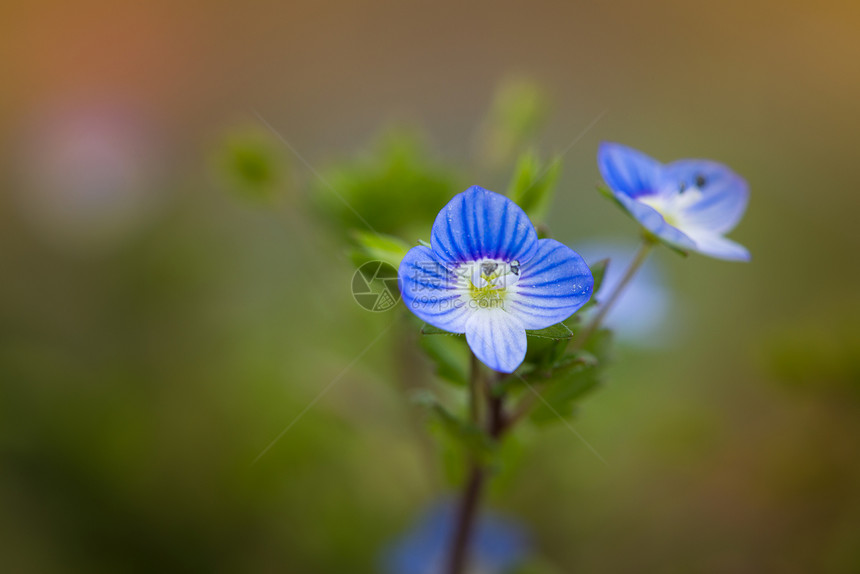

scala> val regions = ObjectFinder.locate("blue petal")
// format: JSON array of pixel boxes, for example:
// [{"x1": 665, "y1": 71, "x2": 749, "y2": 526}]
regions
[
  {"x1": 661, "y1": 159, "x2": 749, "y2": 233},
  {"x1": 430, "y1": 186, "x2": 539, "y2": 265},
  {"x1": 471, "y1": 511, "x2": 529, "y2": 571},
  {"x1": 465, "y1": 310, "x2": 527, "y2": 373},
  {"x1": 614, "y1": 192, "x2": 697, "y2": 250},
  {"x1": 398, "y1": 245, "x2": 471, "y2": 333},
  {"x1": 381, "y1": 502, "x2": 529, "y2": 574},
  {"x1": 507, "y1": 239, "x2": 594, "y2": 329},
  {"x1": 598, "y1": 142, "x2": 661, "y2": 198},
  {"x1": 682, "y1": 228, "x2": 751, "y2": 261}
]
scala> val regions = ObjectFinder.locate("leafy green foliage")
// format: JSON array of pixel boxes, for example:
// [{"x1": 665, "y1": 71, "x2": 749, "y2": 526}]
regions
[
  {"x1": 349, "y1": 231, "x2": 411, "y2": 269},
  {"x1": 411, "y1": 390, "x2": 494, "y2": 460},
  {"x1": 422, "y1": 322, "x2": 576, "y2": 377},
  {"x1": 508, "y1": 152, "x2": 561, "y2": 223},
  {"x1": 418, "y1": 331, "x2": 469, "y2": 386},
  {"x1": 316, "y1": 128, "x2": 461, "y2": 235},
  {"x1": 421, "y1": 323, "x2": 459, "y2": 336},
  {"x1": 523, "y1": 338, "x2": 568, "y2": 372},
  {"x1": 422, "y1": 322, "x2": 573, "y2": 341},
  {"x1": 522, "y1": 323, "x2": 574, "y2": 371},
  {"x1": 527, "y1": 352, "x2": 603, "y2": 423},
  {"x1": 596, "y1": 181, "x2": 617, "y2": 203},
  {"x1": 590, "y1": 258, "x2": 609, "y2": 294},
  {"x1": 526, "y1": 323, "x2": 573, "y2": 340}
]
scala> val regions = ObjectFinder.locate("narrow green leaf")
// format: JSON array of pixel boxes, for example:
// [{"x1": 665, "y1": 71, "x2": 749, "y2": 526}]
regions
[
  {"x1": 508, "y1": 152, "x2": 561, "y2": 222},
  {"x1": 428, "y1": 322, "x2": 576, "y2": 340},
  {"x1": 589, "y1": 258, "x2": 609, "y2": 294},
  {"x1": 596, "y1": 182, "x2": 617, "y2": 202},
  {"x1": 525, "y1": 351, "x2": 598, "y2": 381},
  {"x1": 642, "y1": 230, "x2": 689, "y2": 257},
  {"x1": 523, "y1": 337, "x2": 566, "y2": 372},
  {"x1": 350, "y1": 230, "x2": 411, "y2": 269},
  {"x1": 494, "y1": 350, "x2": 596, "y2": 396},
  {"x1": 526, "y1": 322, "x2": 573, "y2": 340},
  {"x1": 420, "y1": 323, "x2": 460, "y2": 336},
  {"x1": 513, "y1": 351, "x2": 603, "y2": 423},
  {"x1": 419, "y1": 332, "x2": 469, "y2": 385},
  {"x1": 530, "y1": 358, "x2": 602, "y2": 424},
  {"x1": 315, "y1": 127, "x2": 461, "y2": 236},
  {"x1": 411, "y1": 390, "x2": 494, "y2": 458}
]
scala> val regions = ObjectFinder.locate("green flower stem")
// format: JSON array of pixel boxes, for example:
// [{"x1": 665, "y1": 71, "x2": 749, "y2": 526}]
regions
[
  {"x1": 448, "y1": 362, "x2": 506, "y2": 574},
  {"x1": 468, "y1": 352, "x2": 481, "y2": 425},
  {"x1": 574, "y1": 237, "x2": 655, "y2": 349}
]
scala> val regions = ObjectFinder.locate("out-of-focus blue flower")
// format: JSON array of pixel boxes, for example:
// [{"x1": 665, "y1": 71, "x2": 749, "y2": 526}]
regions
[
  {"x1": 382, "y1": 502, "x2": 529, "y2": 574},
  {"x1": 579, "y1": 241, "x2": 673, "y2": 346},
  {"x1": 598, "y1": 142, "x2": 750, "y2": 261},
  {"x1": 398, "y1": 186, "x2": 593, "y2": 373}
]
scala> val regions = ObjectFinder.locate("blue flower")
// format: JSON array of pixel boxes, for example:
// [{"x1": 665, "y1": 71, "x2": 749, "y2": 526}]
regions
[
  {"x1": 398, "y1": 186, "x2": 593, "y2": 373},
  {"x1": 382, "y1": 502, "x2": 529, "y2": 574},
  {"x1": 598, "y1": 142, "x2": 750, "y2": 261}
]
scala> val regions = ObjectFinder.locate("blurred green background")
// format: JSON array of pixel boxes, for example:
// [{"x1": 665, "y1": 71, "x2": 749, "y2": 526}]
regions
[{"x1": 2, "y1": 1, "x2": 860, "y2": 572}]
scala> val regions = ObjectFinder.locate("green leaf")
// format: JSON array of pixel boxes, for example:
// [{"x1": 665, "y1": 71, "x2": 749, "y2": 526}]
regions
[
  {"x1": 418, "y1": 331, "x2": 469, "y2": 385},
  {"x1": 410, "y1": 390, "x2": 494, "y2": 458},
  {"x1": 529, "y1": 355, "x2": 603, "y2": 424},
  {"x1": 526, "y1": 322, "x2": 573, "y2": 340},
  {"x1": 350, "y1": 231, "x2": 411, "y2": 269},
  {"x1": 523, "y1": 323, "x2": 573, "y2": 368},
  {"x1": 525, "y1": 350, "x2": 598, "y2": 381},
  {"x1": 589, "y1": 258, "x2": 609, "y2": 294},
  {"x1": 425, "y1": 321, "x2": 572, "y2": 341},
  {"x1": 493, "y1": 350, "x2": 596, "y2": 396},
  {"x1": 315, "y1": 127, "x2": 462, "y2": 236},
  {"x1": 523, "y1": 337, "x2": 566, "y2": 373},
  {"x1": 642, "y1": 230, "x2": 689, "y2": 257},
  {"x1": 508, "y1": 152, "x2": 561, "y2": 222},
  {"x1": 420, "y1": 323, "x2": 461, "y2": 336},
  {"x1": 596, "y1": 182, "x2": 617, "y2": 202}
]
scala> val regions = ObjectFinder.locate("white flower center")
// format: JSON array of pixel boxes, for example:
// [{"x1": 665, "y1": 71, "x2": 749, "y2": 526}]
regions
[
  {"x1": 639, "y1": 187, "x2": 703, "y2": 227},
  {"x1": 453, "y1": 258, "x2": 520, "y2": 310}
]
